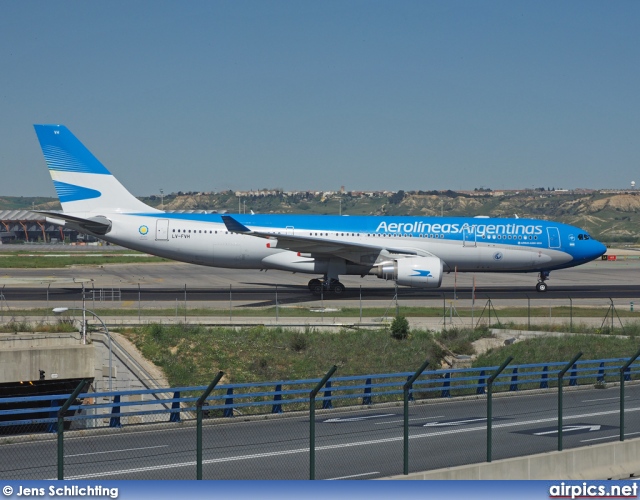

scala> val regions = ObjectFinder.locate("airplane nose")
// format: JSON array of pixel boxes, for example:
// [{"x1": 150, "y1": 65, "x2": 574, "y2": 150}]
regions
[{"x1": 592, "y1": 240, "x2": 607, "y2": 260}]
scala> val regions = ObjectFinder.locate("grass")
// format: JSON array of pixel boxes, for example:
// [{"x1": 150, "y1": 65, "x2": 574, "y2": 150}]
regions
[
  {"x1": 122, "y1": 324, "x2": 447, "y2": 387},
  {"x1": 4, "y1": 305, "x2": 639, "y2": 318},
  {"x1": 474, "y1": 322, "x2": 640, "y2": 368},
  {"x1": 0, "y1": 253, "x2": 169, "y2": 268},
  {"x1": 0, "y1": 319, "x2": 77, "y2": 333}
]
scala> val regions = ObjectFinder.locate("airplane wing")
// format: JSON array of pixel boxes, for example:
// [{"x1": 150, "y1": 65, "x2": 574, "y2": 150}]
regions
[
  {"x1": 33, "y1": 211, "x2": 112, "y2": 235},
  {"x1": 221, "y1": 215, "x2": 434, "y2": 265}
]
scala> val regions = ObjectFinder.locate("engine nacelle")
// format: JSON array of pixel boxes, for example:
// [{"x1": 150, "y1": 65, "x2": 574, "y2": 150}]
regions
[{"x1": 372, "y1": 256, "x2": 443, "y2": 288}]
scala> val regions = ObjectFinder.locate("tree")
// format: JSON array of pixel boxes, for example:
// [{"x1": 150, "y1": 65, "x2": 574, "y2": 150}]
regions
[{"x1": 388, "y1": 190, "x2": 405, "y2": 205}]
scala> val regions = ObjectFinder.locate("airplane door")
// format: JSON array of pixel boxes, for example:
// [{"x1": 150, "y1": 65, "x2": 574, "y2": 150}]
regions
[
  {"x1": 547, "y1": 227, "x2": 560, "y2": 249},
  {"x1": 286, "y1": 226, "x2": 294, "y2": 235},
  {"x1": 463, "y1": 228, "x2": 476, "y2": 247},
  {"x1": 156, "y1": 219, "x2": 169, "y2": 241}
]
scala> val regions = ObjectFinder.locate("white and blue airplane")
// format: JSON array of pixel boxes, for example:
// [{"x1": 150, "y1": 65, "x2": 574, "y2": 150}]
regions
[{"x1": 33, "y1": 124, "x2": 607, "y2": 294}]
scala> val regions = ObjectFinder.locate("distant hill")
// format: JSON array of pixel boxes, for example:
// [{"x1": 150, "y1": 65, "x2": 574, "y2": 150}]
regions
[{"x1": 2, "y1": 189, "x2": 638, "y2": 243}]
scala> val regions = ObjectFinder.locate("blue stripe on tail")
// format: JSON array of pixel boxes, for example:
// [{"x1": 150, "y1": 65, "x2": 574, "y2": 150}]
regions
[
  {"x1": 53, "y1": 181, "x2": 101, "y2": 203},
  {"x1": 34, "y1": 125, "x2": 111, "y2": 175}
]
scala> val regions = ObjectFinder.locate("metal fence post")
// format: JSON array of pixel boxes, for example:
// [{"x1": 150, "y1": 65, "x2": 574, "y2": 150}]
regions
[
  {"x1": 169, "y1": 392, "x2": 181, "y2": 423},
  {"x1": 57, "y1": 379, "x2": 87, "y2": 480},
  {"x1": 310, "y1": 365, "x2": 337, "y2": 480},
  {"x1": 487, "y1": 357, "x2": 513, "y2": 463},
  {"x1": 621, "y1": 348, "x2": 640, "y2": 442},
  {"x1": 197, "y1": 371, "x2": 224, "y2": 480},
  {"x1": 404, "y1": 359, "x2": 430, "y2": 475},
  {"x1": 558, "y1": 352, "x2": 582, "y2": 451},
  {"x1": 363, "y1": 378, "x2": 372, "y2": 405}
]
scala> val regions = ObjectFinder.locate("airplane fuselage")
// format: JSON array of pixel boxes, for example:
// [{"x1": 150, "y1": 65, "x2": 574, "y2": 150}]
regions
[{"x1": 93, "y1": 212, "x2": 602, "y2": 276}]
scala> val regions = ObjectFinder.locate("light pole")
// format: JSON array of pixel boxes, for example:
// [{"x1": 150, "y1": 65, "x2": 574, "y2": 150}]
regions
[{"x1": 53, "y1": 307, "x2": 113, "y2": 392}]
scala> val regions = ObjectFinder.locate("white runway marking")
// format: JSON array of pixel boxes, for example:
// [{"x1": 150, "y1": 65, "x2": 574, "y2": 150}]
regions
[
  {"x1": 374, "y1": 415, "x2": 444, "y2": 425},
  {"x1": 326, "y1": 472, "x2": 379, "y2": 480},
  {"x1": 65, "y1": 445, "x2": 168, "y2": 458},
  {"x1": 581, "y1": 431, "x2": 640, "y2": 443}
]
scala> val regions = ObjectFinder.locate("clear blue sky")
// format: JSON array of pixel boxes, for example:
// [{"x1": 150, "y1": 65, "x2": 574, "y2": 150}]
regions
[{"x1": 2, "y1": 1, "x2": 639, "y2": 197}]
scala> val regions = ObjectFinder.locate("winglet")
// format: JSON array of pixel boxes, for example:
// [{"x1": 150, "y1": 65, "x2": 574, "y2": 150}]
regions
[{"x1": 221, "y1": 215, "x2": 252, "y2": 234}]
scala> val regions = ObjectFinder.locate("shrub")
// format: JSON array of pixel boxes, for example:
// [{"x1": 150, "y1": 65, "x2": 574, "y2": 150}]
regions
[
  {"x1": 390, "y1": 315, "x2": 410, "y2": 340},
  {"x1": 289, "y1": 331, "x2": 309, "y2": 352}
]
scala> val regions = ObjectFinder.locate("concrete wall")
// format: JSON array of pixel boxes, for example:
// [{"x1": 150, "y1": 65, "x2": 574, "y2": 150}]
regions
[
  {"x1": 384, "y1": 439, "x2": 640, "y2": 480},
  {"x1": 0, "y1": 333, "x2": 94, "y2": 382}
]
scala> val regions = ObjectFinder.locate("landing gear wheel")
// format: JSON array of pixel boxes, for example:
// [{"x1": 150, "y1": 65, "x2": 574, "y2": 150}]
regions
[
  {"x1": 311, "y1": 283, "x2": 324, "y2": 295},
  {"x1": 331, "y1": 282, "x2": 346, "y2": 295},
  {"x1": 308, "y1": 278, "x2": 322, "y2": 291},
  {"x1": 536, "y1": 281, "x2": 548, "y2": 293}
]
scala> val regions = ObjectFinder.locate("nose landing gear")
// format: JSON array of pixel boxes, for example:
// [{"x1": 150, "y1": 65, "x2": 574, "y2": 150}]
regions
[{"x1": 536, "y1": 271, "x2": 550, "y2": 292}]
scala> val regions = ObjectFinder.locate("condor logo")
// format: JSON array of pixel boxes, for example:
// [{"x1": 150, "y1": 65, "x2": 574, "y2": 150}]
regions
[{"x1": 411, "y1": 269, "x2": 433, "y2": 278}]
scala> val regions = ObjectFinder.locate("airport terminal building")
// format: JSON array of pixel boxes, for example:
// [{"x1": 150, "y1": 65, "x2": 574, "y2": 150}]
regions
[{"x1": 0, "y1": 210, "x2": 88, "y2": 244}]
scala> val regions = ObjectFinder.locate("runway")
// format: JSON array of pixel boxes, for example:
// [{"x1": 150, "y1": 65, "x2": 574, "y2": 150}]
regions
[{"x1": 0, "y1": 259, "x2": 639, "y2": 307}]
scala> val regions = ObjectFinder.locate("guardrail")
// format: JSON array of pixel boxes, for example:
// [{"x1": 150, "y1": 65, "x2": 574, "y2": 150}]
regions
[{"x1": 2, "y1": 357, "x2": 639, "y2": 428}]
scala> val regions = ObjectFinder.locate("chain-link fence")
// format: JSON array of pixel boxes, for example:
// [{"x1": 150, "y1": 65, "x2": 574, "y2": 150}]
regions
[{"x1": 0, "y1": 282, "x2": 639, "y2": 334}]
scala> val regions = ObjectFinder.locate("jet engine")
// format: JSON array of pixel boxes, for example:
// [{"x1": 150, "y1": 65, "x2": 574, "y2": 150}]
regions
[{"x1": 372, "y1": 256, "x2": 443, "y2": 288}]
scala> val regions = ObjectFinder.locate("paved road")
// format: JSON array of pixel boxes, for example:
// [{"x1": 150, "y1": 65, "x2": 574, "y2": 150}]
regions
[{"x1": 3, "y1": 384, "x2": 640, "y2": 480}]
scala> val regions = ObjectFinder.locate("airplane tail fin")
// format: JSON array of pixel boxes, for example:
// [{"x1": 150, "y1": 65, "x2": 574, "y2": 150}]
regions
[{"x1": 33, "y1": 125, "x2": 156, "y2": 214}]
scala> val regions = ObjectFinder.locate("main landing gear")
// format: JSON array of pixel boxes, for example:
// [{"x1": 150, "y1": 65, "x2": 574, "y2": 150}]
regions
[
  {"x1": 536, "y1": 271, "x2": 550, "y2": 293},
  {"x1": 308, "y1": 277, "x2": 346, "y2": 295}
]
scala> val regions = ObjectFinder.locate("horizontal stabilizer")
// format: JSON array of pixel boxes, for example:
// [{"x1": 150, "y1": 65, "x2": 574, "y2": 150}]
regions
[{"x1": 34, "y1": 211, "x2": 112, "y2": 235}]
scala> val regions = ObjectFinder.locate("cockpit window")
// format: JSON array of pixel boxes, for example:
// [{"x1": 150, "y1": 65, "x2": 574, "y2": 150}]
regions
[{"x1": 577, "y1": 234, "x2": 590, "y2": 240}]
